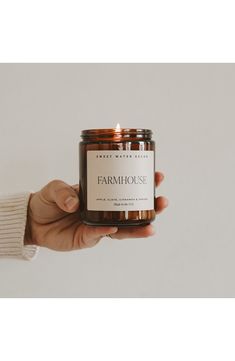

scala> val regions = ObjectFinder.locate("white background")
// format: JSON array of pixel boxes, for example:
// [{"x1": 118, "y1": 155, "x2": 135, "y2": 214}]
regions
[{"x1": 0, "y1": 63, "x2": 234, "y2": 297}]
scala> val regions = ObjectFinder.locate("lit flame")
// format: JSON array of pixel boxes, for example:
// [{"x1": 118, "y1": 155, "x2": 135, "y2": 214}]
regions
[{"x1": 115, "y1": 123, "x2": 121, "y2": 131}]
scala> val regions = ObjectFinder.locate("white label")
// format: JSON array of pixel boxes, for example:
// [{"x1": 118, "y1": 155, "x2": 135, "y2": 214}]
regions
[{"x1": 87, "y1": 150, "x2": 154, "y2": 211}]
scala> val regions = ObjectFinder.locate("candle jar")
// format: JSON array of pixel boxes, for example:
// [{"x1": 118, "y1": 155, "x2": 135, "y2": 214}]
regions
[{"x1": 79, "y1": 128, "x2": 155, "y2": 227}]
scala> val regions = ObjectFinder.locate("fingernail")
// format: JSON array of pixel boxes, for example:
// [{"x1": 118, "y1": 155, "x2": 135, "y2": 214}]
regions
[
  {"x1": 72, "y1": 184, "x2": 79, "y2": 190},
  {"x1": 109, "y1": 227, "x2": 118, "y2": 234},
  {"x1": 64, "y1": 196, "x2": 78, "y2": 210},
  {"x1": 163, "y1": 198, "x2": 169, "y2": 207},
  {"x1": 149, "y1": 226, "x2": 155, "y2": 236}
]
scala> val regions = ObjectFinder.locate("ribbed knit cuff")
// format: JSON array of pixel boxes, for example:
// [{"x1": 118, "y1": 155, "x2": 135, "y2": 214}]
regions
[{"x1": 0, "y1": 192, "x2": 39, "y2": 260}]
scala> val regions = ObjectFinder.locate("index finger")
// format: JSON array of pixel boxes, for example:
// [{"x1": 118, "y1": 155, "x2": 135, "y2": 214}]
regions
[{"x1": 110, "y1": 224, "x2": 155, "y2": 240}]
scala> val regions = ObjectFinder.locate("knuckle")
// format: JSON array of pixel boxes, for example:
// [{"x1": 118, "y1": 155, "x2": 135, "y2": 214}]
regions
[{"x1": 47, "y1": 179, "x2": 65, "y2": 190}]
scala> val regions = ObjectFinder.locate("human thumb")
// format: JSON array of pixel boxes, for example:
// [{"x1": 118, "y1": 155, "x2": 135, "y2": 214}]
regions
[{"x1": 41, "y1": 180, "x2": 79, "y2": 213}]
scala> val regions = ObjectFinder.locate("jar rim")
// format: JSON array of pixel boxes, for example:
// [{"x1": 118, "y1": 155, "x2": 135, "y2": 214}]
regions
[{"x1": 81, "y1": 128, "x2": 153, "y2": 138}]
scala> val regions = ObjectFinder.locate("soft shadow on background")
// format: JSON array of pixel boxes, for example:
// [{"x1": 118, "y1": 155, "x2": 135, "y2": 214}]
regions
[{"x1": 0, "y1": 64, "x2": 234, "y2": 297}]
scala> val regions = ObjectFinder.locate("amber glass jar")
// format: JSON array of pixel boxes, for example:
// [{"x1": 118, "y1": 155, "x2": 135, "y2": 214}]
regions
[{"x1": 79, "y1": 128, "x2": 155, "y2": 227}]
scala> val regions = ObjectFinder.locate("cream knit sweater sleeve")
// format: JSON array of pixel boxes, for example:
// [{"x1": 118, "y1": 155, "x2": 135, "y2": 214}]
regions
[{"x1": 0, "y1": 192, "x2": 38, "y2": 260}]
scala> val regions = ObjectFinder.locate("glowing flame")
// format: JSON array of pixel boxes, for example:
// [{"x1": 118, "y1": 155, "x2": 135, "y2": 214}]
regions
[{"x1": 115, "y1": 123, "x2": 121, "y2": 131}]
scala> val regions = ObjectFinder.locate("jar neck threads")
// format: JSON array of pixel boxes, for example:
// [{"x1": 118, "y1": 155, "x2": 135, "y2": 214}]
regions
[{"x1": 81, "y1": 128, "x2": 153, "y2": 142}]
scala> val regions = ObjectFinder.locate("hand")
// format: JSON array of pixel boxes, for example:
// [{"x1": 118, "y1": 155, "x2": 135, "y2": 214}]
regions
[{"x1": 24, "y1": 172, "x2": 168, "y2": 251}]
